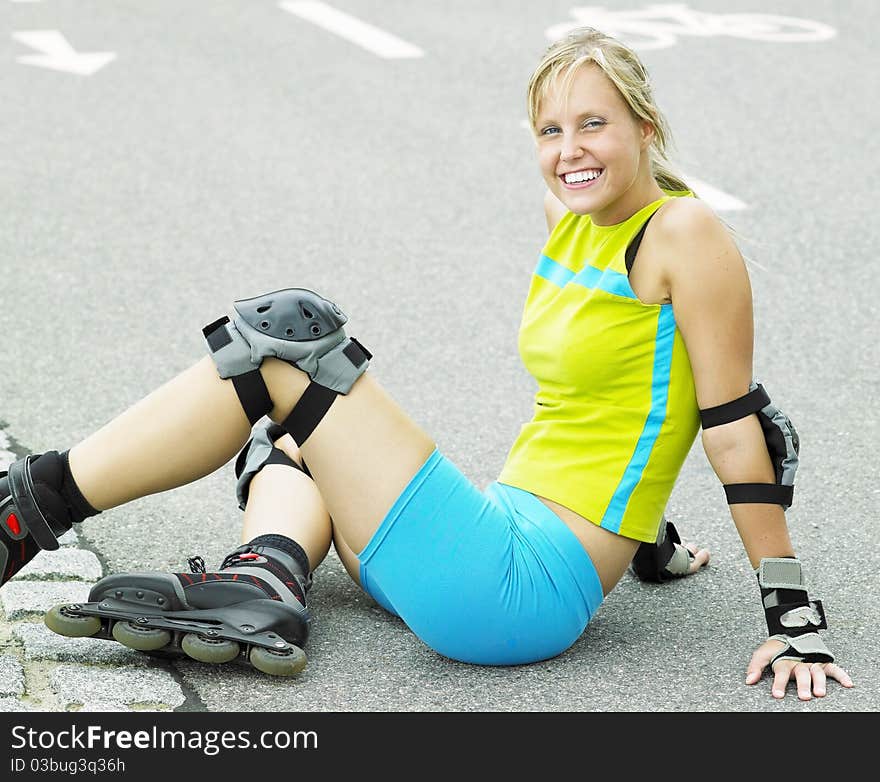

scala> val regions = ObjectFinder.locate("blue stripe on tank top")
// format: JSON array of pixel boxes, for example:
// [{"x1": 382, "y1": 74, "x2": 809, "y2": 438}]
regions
[
  {"x1": 535, "y1": 255, "x2": 574, "y2": 287},
  {"x1": 535, "y1": 255, "x2": 637, "y2": 300},
  {"x1": 601, "y1": 304, "x2": 676, "y2": 533}
]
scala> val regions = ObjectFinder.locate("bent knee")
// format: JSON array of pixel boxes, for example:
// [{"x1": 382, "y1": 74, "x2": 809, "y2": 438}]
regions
[{"x1": 271, "y1": 431, "x2": 304, "y2": 467}]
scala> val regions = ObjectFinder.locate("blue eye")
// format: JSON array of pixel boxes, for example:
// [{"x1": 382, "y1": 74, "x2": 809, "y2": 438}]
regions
[
  {"x1": 584, "y1": 119, "x2": 605, "y2": 129},
  {"x1": 539, "y1": 126, "x2": 560, "y2": 136}
]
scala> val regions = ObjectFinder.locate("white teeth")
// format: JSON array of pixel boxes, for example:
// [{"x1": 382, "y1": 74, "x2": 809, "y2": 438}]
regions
[{"x1": 564, "y1": 169, "x2": 602, "y2": 184}]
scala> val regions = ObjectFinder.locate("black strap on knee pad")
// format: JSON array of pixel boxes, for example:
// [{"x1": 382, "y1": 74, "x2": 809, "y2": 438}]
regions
[
  {"x1": 700, "y1": 382, "x2": 796, "y2": 507},
  {"x1": 203, "y1": 317, "x2": 274, "y2": 425},
  {"x1": 279, "y1": 337, "x2": 372, "y2": 446},
  {"x1": 280, "y1": 383, "x2": 339, "y2": 446}
]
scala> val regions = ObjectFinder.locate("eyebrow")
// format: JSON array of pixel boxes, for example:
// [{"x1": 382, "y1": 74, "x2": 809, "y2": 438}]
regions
[{"x1": 536, "y1": 110, "x2": 607, "y2": 125}]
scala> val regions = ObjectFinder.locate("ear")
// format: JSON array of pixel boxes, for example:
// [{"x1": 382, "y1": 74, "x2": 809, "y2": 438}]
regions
[{"x1": 639, "y1": 120, "x2": 656, "y2": 150}]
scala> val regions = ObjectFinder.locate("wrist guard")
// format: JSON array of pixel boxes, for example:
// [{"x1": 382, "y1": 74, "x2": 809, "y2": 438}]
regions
[
  {"x1": 630, "y1": 519, "x2": 694, "y2": 582},
  {"x1": 757, "y1": 557, "x2": 834, "y2": 665}
]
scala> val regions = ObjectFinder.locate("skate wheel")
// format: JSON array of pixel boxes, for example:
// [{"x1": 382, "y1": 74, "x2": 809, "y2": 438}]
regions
[
  {"x1": 111, "y1": 620, "x2": 171, "y2": 651},
  {"x1": 181, "y1": 633, "x2": 241, "y2": 664},
  {"x1": 249, "y1": 645, "x2": 307, "y2": 677},
  {"x1": 44, "y1": 604, "x2": 101, "y2": 638}
]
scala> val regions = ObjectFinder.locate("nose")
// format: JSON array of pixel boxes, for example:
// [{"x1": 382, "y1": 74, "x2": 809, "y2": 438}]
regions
[{"x1": 560, "y1": 133, "x2": 585, "y2": 162}]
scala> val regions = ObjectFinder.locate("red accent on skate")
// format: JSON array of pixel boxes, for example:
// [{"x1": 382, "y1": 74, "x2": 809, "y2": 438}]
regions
[
  {"x1": 232, "y1": 574, "x2": 239, "y2": 581},
  {"x1": 5, "y1": 513, "x2": 21, "y2": 536},
  {"x1": 238, "y1": 553, "x2": 260, "y2": 560},
  {"x1": 213, "y1": 574, "x2": 221, "y2": 580},
  {"x1": 201, "y1": 573, "x2": 207, "y2": 582},
  {"x1": 181, "y1": 573, "x2": 194, "y2": 585}
]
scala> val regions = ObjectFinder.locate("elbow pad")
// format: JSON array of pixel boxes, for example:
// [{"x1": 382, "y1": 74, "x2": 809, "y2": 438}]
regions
[{"x1": 699, "y1": 380, "x2": 799, "y2": 509}]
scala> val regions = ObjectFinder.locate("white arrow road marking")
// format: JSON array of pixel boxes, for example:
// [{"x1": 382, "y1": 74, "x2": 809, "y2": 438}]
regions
[
  {"x1": 13, "y1": 30, "x2": 116, "y2": 75},
  {"x1": 279, "y1": 1, "x2": 424, "y2": 58}
]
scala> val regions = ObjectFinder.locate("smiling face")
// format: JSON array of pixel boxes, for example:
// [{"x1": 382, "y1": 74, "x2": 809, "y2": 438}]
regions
[{"x1": 534, "y1": 62, "x2": 662, "y2": 225}]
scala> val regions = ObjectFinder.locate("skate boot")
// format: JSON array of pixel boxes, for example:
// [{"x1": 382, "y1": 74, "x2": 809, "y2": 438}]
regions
[
  {"x1": 45, "y1": 534, "x2": 312, "y2": 676},
  {"x1": 1, "y1": 451, "x2": 98, "y2": 587}
]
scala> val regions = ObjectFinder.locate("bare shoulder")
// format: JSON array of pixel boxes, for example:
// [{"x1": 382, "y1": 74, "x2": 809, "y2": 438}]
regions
[
  {"x1": 653, "y1": 196, "x2": 725, "y2": 243},
  {"x1": 653, "y1": 197, "x2": 754, "y2": 409},
  {"x1": 543, "y1": 189, "x2": 568, "y2": 234},
  {"x1": 652, "y1": 197, "x2": 744, "y2": 290}
]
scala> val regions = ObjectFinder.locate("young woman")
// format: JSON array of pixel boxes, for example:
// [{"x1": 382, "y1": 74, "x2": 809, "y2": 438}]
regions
[{"x1": 1, "y1": 28, "x2": 851, "y2": 699}]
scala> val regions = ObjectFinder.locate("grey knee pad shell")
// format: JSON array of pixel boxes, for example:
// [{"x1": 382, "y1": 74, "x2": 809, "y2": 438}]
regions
[
  {"x1": 203, "y1": 288, "x2": 371, "y2": 444},
  {"x1": 209, "y1": 289, "x2": 365, "y2": 394},
  {"x1": 234, "y1": 422, "x2": 311, "y2": 510}
]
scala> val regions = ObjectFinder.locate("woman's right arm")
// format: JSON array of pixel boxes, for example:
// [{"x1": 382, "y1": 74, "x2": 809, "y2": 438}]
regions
[{"x1": 543, "y1": 189, "x2": 567, "y2": 234}]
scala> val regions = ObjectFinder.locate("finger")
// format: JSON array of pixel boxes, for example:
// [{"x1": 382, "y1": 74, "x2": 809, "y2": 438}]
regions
[
  {"x1": 824, "y1": 663, "x2": 854, "y2": 688},
  {"x1": 811, "y1": 663, "x2": 827, "y2": 697},
  {"x1": 685, "y1": 545, "x2": 710, "y2": 574},
  {"x1": 795, "y1": 664, "x2": 813, "y2": 700},
  {"x1": 745, "y1": 658, "x2": 765, "y2": 685},
  {"x1": 771, "y1": 662, "x2": 792, "y2": 699},
  {"x1": 746, "y1": 650, "x2": 771, "y2": 685}
]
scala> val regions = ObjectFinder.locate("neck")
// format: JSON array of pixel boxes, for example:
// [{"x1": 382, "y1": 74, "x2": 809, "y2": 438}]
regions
[{"x1": 590, "y1": 171, "x2": 666, "y2": 227}]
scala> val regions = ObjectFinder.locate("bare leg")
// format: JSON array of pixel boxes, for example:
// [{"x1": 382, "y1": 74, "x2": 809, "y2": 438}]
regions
[
  {"x1": 259, "y1": 358, "x2": 435, "y2": 553},
  {"x1": 240, "y1": 463, "x2": 332, "y2": 572},
  {"x1": 69, "y1": 358, "x2": 253, "y2": 509},
  {"x1": 68, "y1": 353, "x2": 433, "y2": 556},
  {"x1": 267, "y1": 433, "x2": 362, "y2": 585}
]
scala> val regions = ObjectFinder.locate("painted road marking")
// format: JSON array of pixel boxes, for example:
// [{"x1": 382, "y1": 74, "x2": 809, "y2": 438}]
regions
[
  {"x1": 13, "y1": 30, "x2": 116, "y2": 75},
  {"x1": 685, "y1": 177, "x2": 747, "y2": 211},
  {"x1": 279, "y1": 1, "x2": 424, "y2": 59},
  {"x1": 546, "y1": 4, "x2": 837, "y2": 50}
]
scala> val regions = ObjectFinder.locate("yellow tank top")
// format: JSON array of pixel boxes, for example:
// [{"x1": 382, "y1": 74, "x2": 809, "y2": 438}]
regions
[{"x1": 498, "y1": 192, "x2": 701, "y2": 543}]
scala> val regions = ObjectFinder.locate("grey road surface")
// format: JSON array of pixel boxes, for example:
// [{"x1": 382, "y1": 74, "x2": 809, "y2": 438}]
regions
[{"x1": 1, "y1": 0, "x2": 877, "y2": 712}]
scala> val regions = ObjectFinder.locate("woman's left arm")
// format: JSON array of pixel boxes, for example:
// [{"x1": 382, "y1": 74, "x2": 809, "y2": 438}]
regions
[{"x1": 656, "y1": 198, "x2": 853, "y2": 700}]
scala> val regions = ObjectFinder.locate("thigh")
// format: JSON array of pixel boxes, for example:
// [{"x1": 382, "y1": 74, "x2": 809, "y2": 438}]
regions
[
  {"x1": 261, "y1": 359, "x2": 437, "y2": 554},
  {"x1": 332, "y1": 527, "x2": 362, "y2": 588}
]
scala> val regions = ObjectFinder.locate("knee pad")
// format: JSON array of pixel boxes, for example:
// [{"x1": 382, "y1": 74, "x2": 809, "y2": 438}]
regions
[
  {"x1": 699, "y1": 380, "x2": 799, "y2": 509},
  {"x1": 234, "y1": 423, "x2": 311, "y2": 510},
  {"x1": 203, "y1": 288, "x2": 372, "y2": 443}
]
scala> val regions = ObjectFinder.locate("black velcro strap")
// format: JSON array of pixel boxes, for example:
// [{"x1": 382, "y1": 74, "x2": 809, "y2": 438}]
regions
[
  {"x1": 281, "y1": 382, "x2": 339, "y2": 446},
  {"x1": 263, "y1": 448, "x2": 307, "y2": 474},
  {"x1": 344, "y1": 337, "x2": 372, "y2": 367},
  {"x1": 231, "y1": 370, "x2": 274, "y2": 426},
  {"x1": 724, "y1": 482, "x2": 794, "y2": 506},
  {"x1": 765, "y1": 599, "x2": 828, "y2": 636},
  {"x1": 700, "y1": 384, "x2": 771, "y2": 429},
  {"x1": 203, "y1": 316, "x2": 233, "y2": 353},
  {"x1": 7, "y1": 457, "x2": 60, "y2": 551},
  {"x1": 630, "y1": 520, "x2": 678, "y2": 582}
]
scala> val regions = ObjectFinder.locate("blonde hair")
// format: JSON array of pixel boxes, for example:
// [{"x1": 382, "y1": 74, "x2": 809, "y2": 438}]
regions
[{"x1": 527, "y1": 27, "x2": 694, "y2": 197}]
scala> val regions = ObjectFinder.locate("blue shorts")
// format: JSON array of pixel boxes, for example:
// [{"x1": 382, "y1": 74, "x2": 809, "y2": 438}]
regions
[{"x1": 357, "y1": 448, "x2": 604, "y2": 665}]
